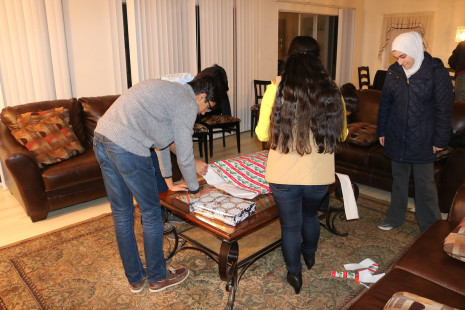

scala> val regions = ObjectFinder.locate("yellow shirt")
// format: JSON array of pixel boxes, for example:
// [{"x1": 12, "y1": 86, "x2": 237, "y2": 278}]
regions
[{"x1": 254, "y1": 77, "x2": 348, "y2": 185}]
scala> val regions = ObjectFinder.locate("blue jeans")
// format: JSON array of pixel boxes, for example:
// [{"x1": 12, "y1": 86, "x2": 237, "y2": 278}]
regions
[
  {"x1": 270, "y1": 183, "x2": 328, "y2": 274},
  {"x1": 93, "y1": 133, "x2": 167, "y2": 285}
]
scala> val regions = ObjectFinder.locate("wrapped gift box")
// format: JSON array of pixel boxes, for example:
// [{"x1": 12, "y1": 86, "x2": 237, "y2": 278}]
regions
[{"x1": 189, "y1": 191, "x2": 256, "y2": 226}]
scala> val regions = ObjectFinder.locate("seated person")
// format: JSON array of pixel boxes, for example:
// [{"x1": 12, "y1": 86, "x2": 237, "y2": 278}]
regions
[{"x1": 340, "y1": 83, "x2": 358, "y2": 118}]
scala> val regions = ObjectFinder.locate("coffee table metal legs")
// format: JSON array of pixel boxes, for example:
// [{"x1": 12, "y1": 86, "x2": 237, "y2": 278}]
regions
[
  {"x1": 219, "y1": 240, "x2": 239, "y2": 310},
  {"x1": 318, "y1": 182, "x2": 360, "y2": 237},
  {"x1": 164, "y1": 226, "x2": 281, "y2": 310},
  {"x1": 319, "y1": 207, "x2": 348, "y2": 237}
]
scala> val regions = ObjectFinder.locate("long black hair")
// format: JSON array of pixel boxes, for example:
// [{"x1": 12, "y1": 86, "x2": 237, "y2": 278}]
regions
[{"x1": 270, "y1": 36, "x2": 343, "y2": 155}]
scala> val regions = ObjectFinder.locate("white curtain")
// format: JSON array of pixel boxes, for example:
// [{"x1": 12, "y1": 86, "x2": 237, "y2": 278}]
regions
[
  {"x1": 199, "y1": 0, "x2": 258, "y2": 132},
  {"x1": 335, "y1": 8, "x2": 355, "y2": 86},
  {"x1": 198, "y1": 0, "x2": 234, "y2": 111},
  {"x1": 378, "y1": 12, "x2": 434, "y2": 69},
  {"x1": 126, "y1": 0, "x2": 197, "y2": 84},
  {"x1": 235, "y1": 0, "x2": 258, "y2": 131},
  {"x1": 108, "y1": 0, "x2": 128, "y2": 94},
  {"x1": 0, "y1": 0, "x2": 71, "y2": 107}
]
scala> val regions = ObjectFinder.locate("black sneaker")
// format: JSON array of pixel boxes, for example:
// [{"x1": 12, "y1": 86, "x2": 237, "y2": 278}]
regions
[{"x1": 378, "y1": 221, "x2": 394, "y2": 231}]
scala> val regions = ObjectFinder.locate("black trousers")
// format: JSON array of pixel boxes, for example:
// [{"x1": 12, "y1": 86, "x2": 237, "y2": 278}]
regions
[{"x1": 386, "y1": 161, "x2": 441, "y2": 232}]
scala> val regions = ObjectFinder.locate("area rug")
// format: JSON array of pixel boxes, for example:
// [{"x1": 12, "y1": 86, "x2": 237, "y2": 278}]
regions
[{"x1": 0, "y1": 194, "x2": 419, "y2": 310}]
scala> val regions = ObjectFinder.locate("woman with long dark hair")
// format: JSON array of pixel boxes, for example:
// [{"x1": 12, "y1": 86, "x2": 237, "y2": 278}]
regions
[{"x1": 256, "y1": 36, "x2": 345, "y2": 294}]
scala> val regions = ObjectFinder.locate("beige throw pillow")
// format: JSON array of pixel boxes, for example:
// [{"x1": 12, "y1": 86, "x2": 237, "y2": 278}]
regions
[
  {"x1": 384, "y1": 291, "x2": 458, "y2": 310},
  {"x1": 443, "y1": 216, "x2": 465, "y2": 263}
]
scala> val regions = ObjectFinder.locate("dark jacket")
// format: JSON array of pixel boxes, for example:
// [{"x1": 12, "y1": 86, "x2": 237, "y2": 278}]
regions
[
  {"x1": 377, "y1": 52, "x2": 454, "y2": 163},
  {"x1": 448, "y1": 41, "x2": 465, "y2": 74}
]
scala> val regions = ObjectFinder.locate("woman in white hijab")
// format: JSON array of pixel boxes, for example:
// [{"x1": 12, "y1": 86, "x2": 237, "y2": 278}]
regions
[{"x1": 377, "y1": 31, "x2": 454, "y2": 232}]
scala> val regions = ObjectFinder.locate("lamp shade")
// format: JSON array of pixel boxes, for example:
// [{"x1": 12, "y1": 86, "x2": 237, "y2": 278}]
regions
[{"x1": 456, "y1": 26, "x2": 465, "y2": 42}]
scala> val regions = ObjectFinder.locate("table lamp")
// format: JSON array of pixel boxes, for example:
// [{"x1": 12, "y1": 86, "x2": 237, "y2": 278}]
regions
[{"x1": 456, "y1": 26, "x2": 465, "y2": 42}]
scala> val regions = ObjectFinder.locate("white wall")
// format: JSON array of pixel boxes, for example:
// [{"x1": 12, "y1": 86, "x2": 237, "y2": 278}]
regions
[
  {"x1": 62, "y1": 0, "x2": 122, "y2": 98},
  {"x1": 361, "y1": 0, "x2": 465, "y2": 76}
]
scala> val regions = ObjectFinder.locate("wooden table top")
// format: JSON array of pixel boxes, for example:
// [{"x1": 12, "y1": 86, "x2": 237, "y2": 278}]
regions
[{"x1": 159, "y1": 179, "x2": 278, "y2": 241}]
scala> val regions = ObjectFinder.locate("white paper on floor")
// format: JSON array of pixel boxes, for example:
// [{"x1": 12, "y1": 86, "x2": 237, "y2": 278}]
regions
[
  {"x1": 344, "y1": 258, "x2": 385, "y2": 283},
  {"x1": 335, "y1": 173, "x2": 359, "y2": 220}
]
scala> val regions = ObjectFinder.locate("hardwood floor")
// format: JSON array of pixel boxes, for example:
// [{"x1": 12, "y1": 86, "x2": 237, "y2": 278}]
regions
[{"x1": 0, "y1": 131, "x2": 398, "y2": 247}]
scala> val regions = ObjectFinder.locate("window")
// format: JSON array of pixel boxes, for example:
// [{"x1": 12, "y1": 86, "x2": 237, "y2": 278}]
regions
[{"x1": 278, "y1": 12, "x2": 338, "y2": 78}]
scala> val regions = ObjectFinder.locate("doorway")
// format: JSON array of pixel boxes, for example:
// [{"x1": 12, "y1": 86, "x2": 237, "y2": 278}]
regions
[{"x1": 278, "y1": 12, "x2": 338, "y2": 79}]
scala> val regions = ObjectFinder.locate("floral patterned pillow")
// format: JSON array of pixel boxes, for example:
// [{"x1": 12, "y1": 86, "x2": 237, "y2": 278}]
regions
[{"x1": 11, "y1": 109, "x2": 84, "y2": 168}]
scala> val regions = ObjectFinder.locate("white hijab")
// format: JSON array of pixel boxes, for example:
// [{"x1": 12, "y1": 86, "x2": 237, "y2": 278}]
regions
[{"x1": 391, "y1": 31, "x2": 424, "y2": 78}]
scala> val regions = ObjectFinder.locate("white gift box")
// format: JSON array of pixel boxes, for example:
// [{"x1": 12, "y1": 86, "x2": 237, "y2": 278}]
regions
[{"x1": 189, "y1": 191, "x2": 256, "y2": 226}]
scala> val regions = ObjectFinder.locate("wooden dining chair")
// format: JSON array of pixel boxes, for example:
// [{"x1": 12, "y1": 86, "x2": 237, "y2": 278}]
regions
[
  {"x1": 197, "y1": 65, "x2": 241, "y2": 157},
  {"x1": 251, "y1": 80, "x2": 271, "y2": 137},
  {"x1": 192, "y1": 122, "x2": 209, "y2": 163},
  {"x1": 358, "y1": 66, "x2": 371, "y2": 89}
]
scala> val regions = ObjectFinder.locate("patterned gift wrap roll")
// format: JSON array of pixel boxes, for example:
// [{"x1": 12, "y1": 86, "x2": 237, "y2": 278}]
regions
[
  {"x1": 362, "y1": 264, "x2": 378, "y2": 274},
  {"x1": 189, "y1": 191, "x2": 256, "y2": 226},
  {"x1": 209, "y1": 150, "x2": 270, "y2": 196},
  {"x1": 331, "y1": 271, "x2": 359, "y2": 280}
]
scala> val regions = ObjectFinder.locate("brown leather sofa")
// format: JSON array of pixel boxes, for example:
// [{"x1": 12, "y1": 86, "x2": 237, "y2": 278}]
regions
[
  {"x1": 335, "y1": 89, "x2": 465, "y2": 213},
  {"x1": 348, "y1": 182, "x2": 465, "y2": 309},
  {"x1": 0, "y1": 95, "x2": 119, "y2": 222}
]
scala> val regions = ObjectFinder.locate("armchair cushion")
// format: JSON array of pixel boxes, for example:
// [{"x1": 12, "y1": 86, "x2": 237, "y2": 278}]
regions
[
  {"x1": 10, "y1": 108, "x2": 84, "y2": 168},
  {"x1": 443, "y1": 216, "x2": 465, "y2": 263},
  {"x1": 347, "y1": 122, "x2": 378, "y2": 146}
]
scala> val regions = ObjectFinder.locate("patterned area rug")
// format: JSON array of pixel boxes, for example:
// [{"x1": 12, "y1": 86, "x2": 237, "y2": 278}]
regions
[{"x1": 0, "y1": 194, "x2": 419, "y2": 310}]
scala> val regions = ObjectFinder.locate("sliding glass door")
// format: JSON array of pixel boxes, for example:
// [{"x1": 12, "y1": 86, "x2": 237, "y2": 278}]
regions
[{"x1": 278, "y1": 12, "x2": 338, "y2": 79}]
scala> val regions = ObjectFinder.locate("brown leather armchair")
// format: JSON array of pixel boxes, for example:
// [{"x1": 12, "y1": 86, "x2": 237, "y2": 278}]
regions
[{"x1": 0, "y1": 95, "x2": 118, "y2": 222}]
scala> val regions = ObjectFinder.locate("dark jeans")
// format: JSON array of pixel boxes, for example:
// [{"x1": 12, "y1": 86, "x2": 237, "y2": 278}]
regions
[
  {"x1": 93, "y1": 133, "x2": 168, "y2": 285},
  {"x1": 270, "y1": 183, "x2": 328, "y2": 273}
]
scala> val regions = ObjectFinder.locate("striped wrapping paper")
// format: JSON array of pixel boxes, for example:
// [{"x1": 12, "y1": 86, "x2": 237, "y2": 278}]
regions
[
  {"x1": 331, "y1": 271, "x2": 359, "y2": 280},
  {"x1": 208, "y1": 150, "x2": 270, "y2": 196},
  {"x1": 331, "y1": 264, "x2": 379, "y2": 279}
]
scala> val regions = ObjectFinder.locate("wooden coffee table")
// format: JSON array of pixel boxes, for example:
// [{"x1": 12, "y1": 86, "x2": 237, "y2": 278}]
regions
[
  {"x1": 159, "y1": 179, "x2": 352, "y2": 309},
  {"x1": 159, "y1": 180, "x2": 281, "y2": 310}
]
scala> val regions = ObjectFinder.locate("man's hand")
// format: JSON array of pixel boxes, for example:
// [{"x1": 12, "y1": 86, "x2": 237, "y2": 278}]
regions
[
  {"x1": 433, "y1": 146, "x2": 444, "y2": 154},
  {"x1": 164, "y1": 178, "x2": 188, "y2": 192},
  {"x1": 170, "y1": 183, "x2": 188, "y2": 192},
  {"x1": 195, "y1": 159, "x2": 209, "y2": 176},
  {"x1": 379, "y1": 137, "x2": 385, "y2": 146},
  {"x1": 192, "y1": 186, "x2": 213, "y2": 199}
]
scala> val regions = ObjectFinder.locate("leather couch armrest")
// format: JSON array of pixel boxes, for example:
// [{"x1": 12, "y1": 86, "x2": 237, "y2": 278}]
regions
[
  {"x1": 448, "y1": 183, "x2": 465, "y2": 226},
  {"x1": 0, "y1": 123, "x2": 48, "y2": 221},
  {"x1": 79, "y1": 95, "x2": 120, "y2": 146}
]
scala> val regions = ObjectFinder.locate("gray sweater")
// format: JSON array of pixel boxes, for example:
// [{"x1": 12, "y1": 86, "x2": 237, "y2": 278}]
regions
[{"x1": 95, "y1": 79, "x2": 199, "y2": 193}]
